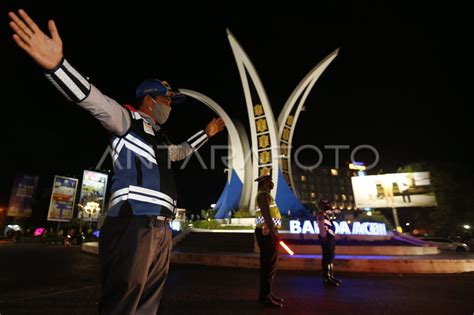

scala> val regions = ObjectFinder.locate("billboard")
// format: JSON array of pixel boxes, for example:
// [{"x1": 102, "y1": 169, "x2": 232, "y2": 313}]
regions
[
  {"x1": 351, "y1": 172, "x2": 437, "y2": 208},
  {"x1": 78, "y1": 170, "x2": 108, "y2": 222},
  {"x1": 47, "y1": 176, "x2": 79, "y2": 222},
  {"x1": 7, "y1": 174, "x2": 39, "y2": 218}
]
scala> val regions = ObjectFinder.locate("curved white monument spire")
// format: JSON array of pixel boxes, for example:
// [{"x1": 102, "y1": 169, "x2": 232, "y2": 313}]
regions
[
  {"x1": 179, "y1": 89, "x2": 245, "y2": 183},
  {"x1": 277, "y1": 48, "x2": 340, "y2": 190},
  {"x1": 179, "y1": 89, "x2": 250, "y2": 213},
  {"x1": 227, "y1": 29, "x2": 280, "y2": 212}
]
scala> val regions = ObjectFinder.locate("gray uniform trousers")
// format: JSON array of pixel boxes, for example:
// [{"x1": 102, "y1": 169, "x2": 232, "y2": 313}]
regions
[{"x1": 99, "y1": 202, "x2": 172, "y2": 314}]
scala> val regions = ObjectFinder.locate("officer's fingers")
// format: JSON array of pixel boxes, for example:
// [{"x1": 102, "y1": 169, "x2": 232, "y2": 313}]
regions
[
  {"x1": 8, "y1": 11, "x2": 33, "y2": 38},
  {"x1": 18, "y1": 9, "x2": 41, "y2": 34},
  {"x1": 217, "y1": 120, "x2": 225, "y2": 130},
  {"x1": 10, "y1": 21, "x2": 32, "y2": 46},
  {"x1": 12, "y1": 33, "x2": 33, "y2": 55},
  {"x1": 48, "y1": 20, "x2": 61, "y2": 43}
]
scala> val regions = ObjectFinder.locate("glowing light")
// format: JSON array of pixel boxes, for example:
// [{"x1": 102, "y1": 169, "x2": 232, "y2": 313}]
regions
[
  {"x1": 463, "y1": 225, "x2": 471, "y2": 229},
  {"x1": 290, "y1": 220, "x2": 387, "y2": 236},
  {"x1": 7, "y1": 225, "x2": 21, "y2": 231},
  {"x1": 279, "y1": 241, "x2": 294, "y2": 255},
  {"x1": 171, "y1": 221, "x2": 181, "y2": 231},
  {"x1": 34, "y1": 228, "x2": 45, "y2": 236},
  {"x1": 349, "y1": 163, "x2": 367, "y2": 171}
]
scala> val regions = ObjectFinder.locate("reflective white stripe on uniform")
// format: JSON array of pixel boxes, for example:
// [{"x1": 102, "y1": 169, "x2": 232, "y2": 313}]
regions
[
  {"x1": 190, "y1": 134, "x2": 208, "y2": 149},
  {"x1": 108, "y1": 186, "x2": 176, "y2": 211},
  {"x1": 112, "y1": 137, "x2": 121, "y2": 149},
  {"x1": 109, "y1": 195, "x2": 129, "y2": 209},
  {"x1": 123, "y1": 141, "x2": 157, "y2": 165},
  {"x1": 44, "y1": 73, "x2": 73, "y2": 101},
  {"x1": 187, "y1": 130, "x2": 205, "y2": 143},
  {"x1": 112, "y1": 139, "x2": 125, "y2": 162},
  {"x1": 129, "y1": 185, "x2": 174, "y2": 206},
  {"x1": 125, "y1": 134, "x2": 155, "y2": 157},
  {"x1": 63, "y1": 60, "x2": 90, "y2": 89},
  {"x1": 110, "y1": 187, "x2": 130, "y2": 200},
  {"x1": 55, "y1": 68, "x2": 87, "y2": 101}
]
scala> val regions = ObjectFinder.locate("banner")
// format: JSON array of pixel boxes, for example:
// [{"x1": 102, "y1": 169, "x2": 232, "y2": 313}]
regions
[
  {"x1": 78, "y1": 170, "x2": 108, "y2": 222},
  {"x1": 7, "y1": 174, "x2": 39, "y2": 218},
  {"x1": 351, "y1": 172, "x2": 437, "y2": 208},
  {"x1": 47, "y1": 176, "x2": 79, "y2": 222}
]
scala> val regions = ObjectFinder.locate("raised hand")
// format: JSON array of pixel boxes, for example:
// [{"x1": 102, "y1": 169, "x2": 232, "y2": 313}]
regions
[
  {"x1": 8, "y1": 9, "x2": 63, "y2": 70},
  {"x1": 205, "y1": 117, "x2": 225, "y2": 137}
]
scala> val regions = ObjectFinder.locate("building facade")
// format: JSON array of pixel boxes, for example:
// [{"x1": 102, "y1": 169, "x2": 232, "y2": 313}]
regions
[{"x1": 293, "y1": 166, "x2": 358, "y2": 212}]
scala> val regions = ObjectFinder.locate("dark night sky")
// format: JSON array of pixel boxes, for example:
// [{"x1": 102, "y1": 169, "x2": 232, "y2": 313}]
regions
[{"x1": 1, "y1": 1, "x2": 472, "y2": 214}]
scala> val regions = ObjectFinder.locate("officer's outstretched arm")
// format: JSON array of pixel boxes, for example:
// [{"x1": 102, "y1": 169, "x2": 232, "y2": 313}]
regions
[
  {"x1": 168, "y1": 118, "x2": 225, "y2": 162},
  {"x1": 8, "y1": 9, "x2": 131, "y2": 136},
  {"x1": 167, "y1": 130, "x2": 208, "y2": 162}
]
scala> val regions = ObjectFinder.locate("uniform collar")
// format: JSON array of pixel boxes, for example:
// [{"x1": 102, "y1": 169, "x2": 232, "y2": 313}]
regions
[{"x1": 138, "y1": 111, "x2": 162, "y2": 132}]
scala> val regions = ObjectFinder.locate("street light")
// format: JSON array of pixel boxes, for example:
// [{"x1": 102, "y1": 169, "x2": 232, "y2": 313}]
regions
[{"x1": 463, "y1": 224, "x2": 472, "y2": 239}]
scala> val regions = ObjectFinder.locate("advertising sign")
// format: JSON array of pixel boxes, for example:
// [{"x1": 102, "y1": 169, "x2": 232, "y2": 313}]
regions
[
  {"x1": 78, "y1": 170, "x2": 108, "y2": 222},
  {"x1": 352, "y1": 172, "x2": 437, "y2": 208},
  {"x1": 47, "y1": 176, "x2": 79, "y2": 222},
  {"x1": 7, "y1": 174, "x2": 39, "y2": 218}
]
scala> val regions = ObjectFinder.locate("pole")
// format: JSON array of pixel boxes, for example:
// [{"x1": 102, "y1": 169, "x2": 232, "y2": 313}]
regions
[
  {"x1": 79, "y1": 209, "x2": 83, "y2": 234},
  {"x1": 56, "y1": 221, "x2": 61, "y2": 236},
  {"x1": 392, "y1": 207, "x2": 400, "y2": 231}
]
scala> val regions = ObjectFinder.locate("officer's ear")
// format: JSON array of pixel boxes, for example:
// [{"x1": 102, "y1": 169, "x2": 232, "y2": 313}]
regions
[
  {"x1": 138, "y1": 95, "x2": 154, "y2": 111},
  {"x1": 144, "y1": 95, "x2": 156, "y2": 106}
]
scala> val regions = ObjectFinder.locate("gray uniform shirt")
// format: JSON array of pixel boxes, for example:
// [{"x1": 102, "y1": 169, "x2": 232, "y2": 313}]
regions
[{"x1": 79, "y1": 85, "x2": 194, "y2": 161}]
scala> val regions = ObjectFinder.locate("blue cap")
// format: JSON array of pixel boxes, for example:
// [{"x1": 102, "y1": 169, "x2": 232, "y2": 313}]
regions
[{"x1": 135, "y1": 79, "x2": 186, "y2": 104}]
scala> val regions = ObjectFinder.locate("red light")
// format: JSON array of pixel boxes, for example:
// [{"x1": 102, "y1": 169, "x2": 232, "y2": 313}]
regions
[{"x1": 279, "y1": 241, "x2": 294, "y2": 255}]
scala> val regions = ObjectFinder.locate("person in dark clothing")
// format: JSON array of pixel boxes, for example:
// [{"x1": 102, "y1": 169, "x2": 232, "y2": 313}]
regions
[
  {"x1": 317, "y1": 199, "x2": 342, "y2": 287},
  {"x1": 254, "y1": 174, "x2": 284, "y2": 308}
]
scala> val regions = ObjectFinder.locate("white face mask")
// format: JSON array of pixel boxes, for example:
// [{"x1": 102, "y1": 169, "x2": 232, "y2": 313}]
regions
[{"x1": 150, "y1": 98, "x2": 172, "y2": 125}]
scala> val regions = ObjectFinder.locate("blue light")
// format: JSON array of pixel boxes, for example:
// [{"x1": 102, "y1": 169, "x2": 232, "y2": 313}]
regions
[
  {"x1": 289, "y1": 220, "x2": 387, "y2": 236},
  {"x1": 93, "y1": 230, "x2": 100, "y2": 238}
]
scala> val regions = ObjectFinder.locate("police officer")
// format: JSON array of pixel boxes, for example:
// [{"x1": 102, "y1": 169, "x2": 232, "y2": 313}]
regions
[
  {"x1": 8, "y1": 9, "x2": 225, "y2": 314},
  {"x1": 254, "y1": 174, "x2": 284, "y2": 308},
  {"x1": 317, "y1": 199, "x2": 342, "y2": 287}
]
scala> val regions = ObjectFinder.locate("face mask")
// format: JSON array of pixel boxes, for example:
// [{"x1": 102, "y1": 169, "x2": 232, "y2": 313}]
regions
[{"x1": 150, "y1": 99, "x2": 172, "y2": 125}]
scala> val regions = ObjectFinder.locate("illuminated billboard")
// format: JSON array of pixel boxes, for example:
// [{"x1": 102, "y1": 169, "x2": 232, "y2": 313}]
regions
[
  {"x1": 351, "y1": 172, "x2": 437, "y2": 208},
  {"x1": 7, "y1": 174, "x2": 39, "y2": 218},
  {"x1": 78, "y1": 170, "x2": 108, "y2": 222},
  {"x1": 47, "y1": 176, "x2": 79, "y2": 222}
]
